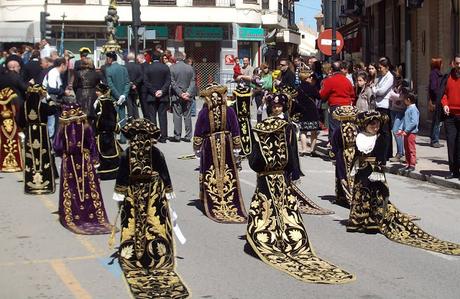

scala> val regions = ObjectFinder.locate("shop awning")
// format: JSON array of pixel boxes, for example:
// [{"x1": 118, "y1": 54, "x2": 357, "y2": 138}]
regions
[
  {"x1": 337, "y1": 20, "x2": 360, "y2": 37},
  {"x1": 0, "y1": 21, "x2": 37, "y2": 43}
]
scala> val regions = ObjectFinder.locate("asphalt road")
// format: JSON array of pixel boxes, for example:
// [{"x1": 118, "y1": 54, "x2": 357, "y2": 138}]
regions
[{"x1": 1, "y1": 112, "x2": 460, "y2": 299}]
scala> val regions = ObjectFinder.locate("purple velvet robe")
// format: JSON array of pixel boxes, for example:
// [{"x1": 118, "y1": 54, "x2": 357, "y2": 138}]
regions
[
  {"x1": 193, "y1": 105, "x2": 247, "y2": 223},
  {"x1": 54, "y1": 121, "x2": 112, "y2": 234}
]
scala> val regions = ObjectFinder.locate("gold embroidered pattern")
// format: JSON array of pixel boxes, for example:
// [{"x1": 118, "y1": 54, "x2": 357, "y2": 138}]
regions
[
  {"x1": 0, "y1": 93, "x2": 23, "y2": 172},
  {"x1": 202, "y1": 132, "x2": 247, "y2": 223},
  {"x1": 247, "y1": 174, "x2": 355, "y2": 283},
  {"x1": 232, "y1": 87, "x2": 252, "y2": 156},
  {"x1": 248, "y1": 117, "x2": 355, "y2": 283},
  {"x1": 119, "y1": 135, "x2": 189, "y2": 298}
]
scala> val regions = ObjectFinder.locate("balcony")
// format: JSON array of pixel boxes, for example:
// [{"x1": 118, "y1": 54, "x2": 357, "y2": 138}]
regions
[{"x1": 149, "y1": 0, "x2": 177, "y2": 5}]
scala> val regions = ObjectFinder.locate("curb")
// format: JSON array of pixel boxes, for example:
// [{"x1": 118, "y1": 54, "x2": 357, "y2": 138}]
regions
[{"x1": 313, "y1": 146, "x2": 460, "y2": 191}]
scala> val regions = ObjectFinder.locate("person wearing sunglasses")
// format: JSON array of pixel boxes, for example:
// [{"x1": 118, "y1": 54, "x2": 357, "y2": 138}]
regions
[{"x1": 275, "y1": 58, "x2": 295, "y2": 89}]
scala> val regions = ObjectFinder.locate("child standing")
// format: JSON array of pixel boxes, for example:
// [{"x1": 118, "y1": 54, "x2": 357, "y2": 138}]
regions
[{"x1": 397, "y1": 91, "x2": 419, "y2": 171}]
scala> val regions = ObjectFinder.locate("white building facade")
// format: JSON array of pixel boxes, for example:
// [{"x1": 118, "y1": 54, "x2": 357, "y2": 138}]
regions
[{"x1": 0, "y1": 0, "x2": 299, "y2": 88}]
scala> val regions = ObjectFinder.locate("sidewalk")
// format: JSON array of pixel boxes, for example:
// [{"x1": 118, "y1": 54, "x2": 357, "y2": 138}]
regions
[{"x1": 313, "y1": 130, "x2": 460, "y2": 190}]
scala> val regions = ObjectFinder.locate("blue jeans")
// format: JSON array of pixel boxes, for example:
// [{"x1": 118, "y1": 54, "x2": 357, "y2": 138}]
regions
[
  {"x1": 391, "y1": 110, "x2": 405, "y2": 156},
  {"x1": 190, "y1": 98, "x2": 196, "y2": 116}
]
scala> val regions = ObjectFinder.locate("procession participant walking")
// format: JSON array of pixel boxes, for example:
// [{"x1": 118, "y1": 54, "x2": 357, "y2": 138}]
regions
[
  {"x1": 170, "y1": 51, "x2": 195, "y2": 142},
  {"x1": 105, "y1": 51, "x2": 130, "y2": 144},
  {"x1": 53, "y1": 103, "x2": 112, "y2": 234},
  {"x1": 265, "y1": 92, "x2": 333, "y2": 215},
  {"x1": 246, "y1": 109, "x2": 355, "y2": 284},
  {"x1": 347, "y1": 111, "x2": 460, "y2": 255},
  {"x1": 113, "y1": 118, "x2": 190, "y2": 299},
  {"x1": 143, "y1": 52, "x2": 171, "y2": 143},
  {"x1": 193, "y1": 83, "x2": 247, "y2": 223},
  {"x1": 125, "y1": 52, "x2": 142, "y2": 119},
  {"x1": 20, "y1": 85, "x2": 56, "y2": 194},
  {"x1": 0, "y1": 87, "x2": 23, "y2": 172},
  {"x1": 231, "y1": 82, "x2": 252, "y2": 156},
  {"x1": 441, "y1": 54, "x2": 460, "y2": 179},
  {"x1": 94, "y1": 83, "x2": 121, "y2": 180},
  {"x1": 331, "y1": 106, "x2": 360, "y2": 206}
]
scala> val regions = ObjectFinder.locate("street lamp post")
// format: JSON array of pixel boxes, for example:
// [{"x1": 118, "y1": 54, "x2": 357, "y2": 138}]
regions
[{"x1": 102, "y1": 0, "x2": 121, "y2": 53}]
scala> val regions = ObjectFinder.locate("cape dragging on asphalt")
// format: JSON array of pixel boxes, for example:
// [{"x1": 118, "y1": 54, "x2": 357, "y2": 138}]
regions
[
  {"x1": 246, "y1": 117, "x2": 355, "y2": 284},
  {"x1": 113, "y1": 119, "x2": 189, "y2": 298}
]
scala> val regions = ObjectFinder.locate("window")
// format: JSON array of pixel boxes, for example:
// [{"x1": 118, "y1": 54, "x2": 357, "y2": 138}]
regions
[
  {"x1": 243, "y1": 0, "x2": 258, "y2": 4},
  {"x1": 149, "y1": 0, "x2": 177, "y2": 5},
  {"x1": 193, "y1": 0, "x2": 216, "y2": 6},
  {"x1": 61, "y1": 0, "x2": 86, "y2": 3}
]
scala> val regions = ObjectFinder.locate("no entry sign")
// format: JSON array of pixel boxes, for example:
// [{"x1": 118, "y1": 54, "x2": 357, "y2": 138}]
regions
[{"x1": 317, "y1": 29, "x2": 344, "y2": 56}]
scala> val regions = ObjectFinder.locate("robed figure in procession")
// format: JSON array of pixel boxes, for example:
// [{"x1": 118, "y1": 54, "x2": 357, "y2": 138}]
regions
[
  {"x1": 94, "y1": 83, "x2": 122, "y2": 180},
  {"x1": 246, "y1": 109, "x2": 355, "y2": 284},
  {"x1": 0, "y1": 87, "x2": 23, "y2": 172},
  {"x1": 347, "y1": 111, "x2": 460, "y2": 255},
  {"x1": 113, "y1": 118, "x2": 190, "y2": 299},
  {"x1": 264, "y1": 92, "x2": 333, "y2": 215},
  {"x1": 21, "y1": 85, "x2": 56, "y2": 194},
  {"x1": 231, "y1": 82, "x2": 252, "y2": 157},
  {"x1": 53, "y1": 103, "x2": 112, "y2": 234},
  {"x1": 193, "y1": 83, "x2": 247, "y2": 223},
  {"x1": 331, "y1": 105, "x2": 360, "y2": 207}
]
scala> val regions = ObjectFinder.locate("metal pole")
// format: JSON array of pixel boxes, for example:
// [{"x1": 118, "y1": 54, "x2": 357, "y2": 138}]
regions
[
  {"x1": 60, "y1": 13, "x2": 66, "y2": 56},
  {"x1": 331, "y1": 0, "x2": 337, "y2": 61},
  {"x1": 404, "y1": 1, "x2": 412, "y2": 86},
  {"x1": 133, "y1": 26, "x2": 139, "y2": 56}
]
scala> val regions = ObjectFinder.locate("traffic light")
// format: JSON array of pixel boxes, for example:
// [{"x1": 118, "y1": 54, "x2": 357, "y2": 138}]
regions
[
  {"x1": 407, "y1": 0, "x2": 424, "y2": 8},
  {"x1": 40, "y1": 11, "x2": 52, "y2": 39},
  {"x1": 132, "y1": 0, "x2": 141, "y2": 27}
]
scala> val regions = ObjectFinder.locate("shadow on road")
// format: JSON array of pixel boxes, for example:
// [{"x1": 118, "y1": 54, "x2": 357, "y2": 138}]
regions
[{"x1": 187, "y1": 199, "x2": 204, "y2": 213}]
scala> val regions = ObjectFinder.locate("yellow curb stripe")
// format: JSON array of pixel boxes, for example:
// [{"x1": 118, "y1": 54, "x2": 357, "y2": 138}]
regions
[{"x1": 50, "y1": 259, "x2": 92, "y2": 299}]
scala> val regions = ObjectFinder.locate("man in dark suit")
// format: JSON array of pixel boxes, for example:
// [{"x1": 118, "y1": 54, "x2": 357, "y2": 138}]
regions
[
  {"x1": 136, "y1": 53, "x2": 148, "y2": 119},
  {"x1": 23, "y1": 50, "x2": 42, "y2": 84},
  {"x1": 143, "y1": 52, "x2": 171, "y2": 143},
  {"x1": 125, "y1": 52, "x2": 142, "y2": 119},
  {"x1": 170, "y1": 51, "x2": 195, "y2": 142}
]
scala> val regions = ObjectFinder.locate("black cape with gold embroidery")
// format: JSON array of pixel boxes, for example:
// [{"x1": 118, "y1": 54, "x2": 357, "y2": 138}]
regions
[
  {"x1": 95, "y1": 95, "x2": 121, "y2": 180},
  {"x1": 231, "y1": 84, "x2": 252, "y2": 157},
  {"x1": 348, "y1": 130, "x2": 460, "y2": 255},
  {"x1": 115, "y1": 119, "x2": 189, "y2": 298},
  {"x1": 247, "y1": 117, "x2": 355, "y2": 284},
  {"x1": 21, "y1": 86, "x2": 56, "y2": 194}
]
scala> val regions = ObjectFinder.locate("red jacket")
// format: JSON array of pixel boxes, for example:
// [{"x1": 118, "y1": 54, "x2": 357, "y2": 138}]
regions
[
  {"x1": 320, "y1": 73, "x2": 355, "y2": 107},
  {"x1": 441, "y1": 71, "x2": 460, "y2": 116}
]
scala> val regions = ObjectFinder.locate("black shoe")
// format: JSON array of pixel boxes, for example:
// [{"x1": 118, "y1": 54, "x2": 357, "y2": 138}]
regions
[
  {"x1": 158, "y1": 137, "x2": 167, "y2": 143},
  {"x1": 181, "y1": 138, "x2": 191, "y2": 142},
  {"x1": 445, "y1": 172, "x2": 459, "y2": 179},
  {"x1": 430, "y1": 143, "x2": 444, "y2": 148},
  {"x1": 406, "y1": 166, "x2": 415, "y2": 172},
  {"x1": 169, "y1": 137, "x2": 180, "y2": 142}
]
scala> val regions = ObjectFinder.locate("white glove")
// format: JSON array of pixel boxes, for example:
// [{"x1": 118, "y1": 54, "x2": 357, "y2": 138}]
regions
[
  {"x1": 117, "y1": 95, "x2": 126, "y2": 106},
  {"x1": 112, "y1": 192, "x2": 125, "y2": 202},
  {"x1": 93, "y1": 100, "x2": 99, "y2": 110}
]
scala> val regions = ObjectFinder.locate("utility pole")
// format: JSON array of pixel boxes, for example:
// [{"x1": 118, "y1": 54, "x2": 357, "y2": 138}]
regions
[
  {"x1": 131, "y1": 0, "x2": 142, "y2": 56},
  {"x1": 404, "y1": 2, "x2": 411, "y2": 85},
  {"x1": 59, "y1": 13, "x2": 66, "y2": 56},
  {"x1": 331, "y1": 0, "x2": 337, "y2": 61}
]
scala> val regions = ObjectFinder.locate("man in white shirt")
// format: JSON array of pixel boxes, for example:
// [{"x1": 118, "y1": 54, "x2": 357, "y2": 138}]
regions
[
  {"x1": 43, "y1": 58, "x2": 70, "y2": 138},
  {"x1": 40, "y1": 39, "x2": 52, "y2": 59}
]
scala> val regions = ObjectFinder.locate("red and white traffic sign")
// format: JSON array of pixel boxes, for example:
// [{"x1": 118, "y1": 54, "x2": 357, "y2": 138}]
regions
[{"x1": 317, "y1": 29, "x2": 344, "y2": 56}]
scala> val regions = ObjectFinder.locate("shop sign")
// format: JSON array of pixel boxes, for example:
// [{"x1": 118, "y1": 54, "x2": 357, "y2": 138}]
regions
[
  {"x1": 115, "y1": 25, "x2": 168, "y2": 40},
  {"x1": 184, "y1": 26, "x2": 223, "y2": 41},
  {"x1": 238, "y1": 27, "x2": 264, "y2": 41}
]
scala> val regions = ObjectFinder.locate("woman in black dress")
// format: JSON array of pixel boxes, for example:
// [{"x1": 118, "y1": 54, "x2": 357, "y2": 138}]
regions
[
  {"x1": 296, "y1": 71, "x2": 321, "y2": 156},
  {"x1": 73, "y1": 58, "x2": 101, "y2": 123}
]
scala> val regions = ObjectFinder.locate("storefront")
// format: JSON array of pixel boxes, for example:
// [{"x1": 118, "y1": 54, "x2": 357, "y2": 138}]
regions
[
  {"x1": 236, "y1": 26, "x2": 264, "y2": 66},
  {"x1": 183, "y1": 25, "x2": 224, "y2": 91}
]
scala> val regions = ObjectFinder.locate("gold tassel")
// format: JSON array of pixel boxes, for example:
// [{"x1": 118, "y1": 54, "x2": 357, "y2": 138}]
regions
[{"x1": 108, "y1": 203, "x2": 122, "y2": 250}]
